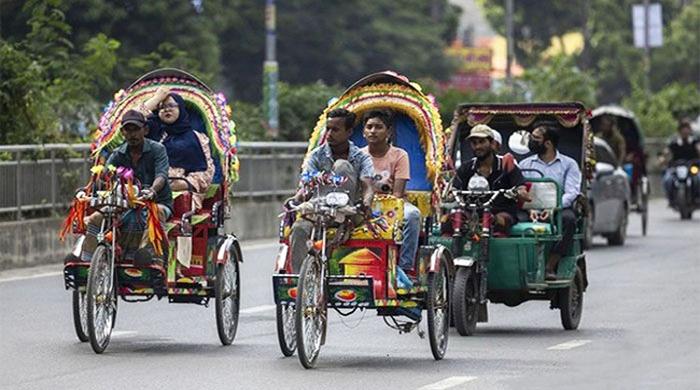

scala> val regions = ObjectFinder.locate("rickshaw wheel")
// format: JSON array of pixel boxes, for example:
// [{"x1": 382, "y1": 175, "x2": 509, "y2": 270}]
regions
[
  {"x1": 295, "y1": 254, "x2": 324, "y2": 369},
  {"x1": 640, "y1": 180, "x2": 649, "y2": 236},
  {"x1": 427, "y1": 252, "x2": 450, "y2": 360},
  {"x1": 452, "y1": 267, "x2": 478, "y2": 336},
  {"x1": 215, "y1": 246, "x2": 240, "y2": 346},
  {"x1": 583, "y1": 206, "x2": 594, "y2": 250},
  {"x1": 559, "y1": 266, "x2": 584, "y2": 330},
  {"x1": 72, "y1": 290, "x2": 89, "y2": 342},
  {"x1": 276, "y1": 303, "x2": 296, "y2": 357},
  {"x1": 607, "y1": 207, "x2": 627, "y2": 246},
  {"x1": 86, "y1": 245, "x2": 116, "y2": 354}
]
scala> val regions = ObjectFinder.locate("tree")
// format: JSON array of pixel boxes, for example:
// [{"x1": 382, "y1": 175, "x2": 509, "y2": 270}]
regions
[{"x1": 522, "y1": 54, "x2": 598, "y2": 107}]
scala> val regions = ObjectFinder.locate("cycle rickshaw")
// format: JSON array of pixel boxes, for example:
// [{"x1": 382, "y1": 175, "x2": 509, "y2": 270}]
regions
[
  {"x1": 271, "y1": 71, "x2": 451, "y2": 368},
  {"x1": 591, "y1": 105, "x2": 649, "y2": 235},
  {"x1": 62, "y1": 69, "x2": 243, "y2": 353},
  {"x1": 439, "y1": 103, "x2": 591, "y2": 335}
]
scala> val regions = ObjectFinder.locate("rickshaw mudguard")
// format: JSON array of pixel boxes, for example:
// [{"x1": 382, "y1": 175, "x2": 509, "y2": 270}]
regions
[
  {"x1": 428, "y1": 244, "x2": 452, "y2": 274},
  {"x1": 216, "y1": 234, "x2": 242, "y2": 266}
]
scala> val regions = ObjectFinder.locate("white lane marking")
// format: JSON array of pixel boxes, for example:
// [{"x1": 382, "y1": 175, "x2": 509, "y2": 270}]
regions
[
  {"x1": 418, "y1": 376, "x2": 478, "y2": 390},
  {"x1": 111, "y1": 330, "x2": 138, "y2": 338},
  {"x1": 547, "y1": 339, "x2": 592, "y2": 350},
  {"x1": 0, "y1": 271, "x2": 63, "y2": 283},
  {"x1": 240, "y1": 304, "x2": 276, "y2": 314},
  {"x1": 0, "y1": 241, "x2": 279, "y2": 283}
]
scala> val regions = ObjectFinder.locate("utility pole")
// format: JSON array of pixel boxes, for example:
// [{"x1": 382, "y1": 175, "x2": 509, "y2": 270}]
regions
[
  {"x1": 643, "y1": 0, "x2": 651, "y2": 93},
  {"x1": 505, "y1": 0, "x2": 514, "y2": 88},
  {"x1": 263, "y1": 0, "x2": 279, "y2": 138}
]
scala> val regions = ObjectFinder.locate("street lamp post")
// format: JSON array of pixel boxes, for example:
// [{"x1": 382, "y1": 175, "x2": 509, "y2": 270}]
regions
[{"x1": 263, "y1": 0, "x2": 279, "y2": 138}]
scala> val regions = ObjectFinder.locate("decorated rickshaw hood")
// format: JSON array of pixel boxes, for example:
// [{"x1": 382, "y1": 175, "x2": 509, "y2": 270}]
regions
[
  {"x1": 91, "y1": 68, "x2": 240, "y2": 182},
  {"x1": 454, "y1": 102, "x2": 589, "y2": 129},
  {"x1": 306, "y1": 71, "x2": 445, "y2": 186}
]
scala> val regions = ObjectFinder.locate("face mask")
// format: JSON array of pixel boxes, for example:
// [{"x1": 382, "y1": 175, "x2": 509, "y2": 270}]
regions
[{"x1": 528, "y1": 140, "x2": 545, "y2": 154}]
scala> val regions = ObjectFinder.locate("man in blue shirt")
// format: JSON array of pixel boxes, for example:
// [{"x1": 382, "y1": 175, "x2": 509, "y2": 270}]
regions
[
  {"x1": 519, "y1": 124, "x2": 581, "y2": 280},
  {"x1": 288, "y1": 108, "x2": 375, "y2": 271}
]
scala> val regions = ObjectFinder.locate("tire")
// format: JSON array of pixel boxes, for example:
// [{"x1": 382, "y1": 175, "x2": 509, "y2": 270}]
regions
[
  {"x1": 559, "y1": 266, "x2": 584, "y2": 330},
  {"x1": 86, "y1": 245, "x2": 116, "y2": 354},
  {"x1": 276, "y1": 303, "x2": 296, "y2": 357},
  {"x1": 427, "y1": 252, "x2": 450, "y2": 360},
  {"x1": 72, "y1": 290, "x2": 89, "y2": 342},
  {"x1": 640, "y1": 180, "x2": 649, "y2": 236},
  {"x1": 452, "y1": 267, "x2": 478, "y2": 336},
  {"x1": 295, "y1": 255, "x2": 325, "y2": 369},
  {"x1": 607, "y1": 206, "x2": 627, "y2": 246},
  {"x1": 677, "y1": 186, "x2": 691, "y2": 220},
  {"x1": 215, "y1": 246, "x2": 240, "y2": 346}
]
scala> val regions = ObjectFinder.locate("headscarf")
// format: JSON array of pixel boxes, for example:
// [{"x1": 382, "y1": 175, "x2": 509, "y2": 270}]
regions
[{"x1": 147, "y1": 93, "x2": 207, "y2": 173}]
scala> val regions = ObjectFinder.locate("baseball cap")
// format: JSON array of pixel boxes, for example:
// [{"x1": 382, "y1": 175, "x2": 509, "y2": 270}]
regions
[
  {"x1": 467, "y1": 124, "x2": 495, "y2": 139},
  {"x1": 491, "y1": 129, "x2": 502, "y2": 145},
  {"x1": 120, "y1": 109, "x2": 146, "y2": 129}
]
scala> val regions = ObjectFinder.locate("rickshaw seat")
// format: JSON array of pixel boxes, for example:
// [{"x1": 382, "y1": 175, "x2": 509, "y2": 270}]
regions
[
  {"x1": 406, "y1": 190, "x2": 432, "y2": 217},
  {"x1": 350, "y1": 195, "x2": 405, "y2": 241}
]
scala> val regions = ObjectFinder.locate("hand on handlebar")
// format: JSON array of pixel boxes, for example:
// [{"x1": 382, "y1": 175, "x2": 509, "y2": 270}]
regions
[{"x1": 139, "y1": 188, "x2": 155, "y2": 201}]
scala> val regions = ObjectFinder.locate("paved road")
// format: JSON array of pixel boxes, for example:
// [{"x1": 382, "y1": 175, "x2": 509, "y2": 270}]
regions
[{"x1": 1, "y1": 200, "x2": 698, "y2": 390}]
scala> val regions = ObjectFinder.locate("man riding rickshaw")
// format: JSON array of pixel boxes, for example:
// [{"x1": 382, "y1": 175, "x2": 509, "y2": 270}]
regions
[
  {"x1": 439, "y1": 102, "x2": 591, "y2": 336},
  {"x1": 61, "y1": 68, "x2": 243, "y2": 353},
  {"x1": 272, "y1": 71, "x2": 451, "y2": 368}
]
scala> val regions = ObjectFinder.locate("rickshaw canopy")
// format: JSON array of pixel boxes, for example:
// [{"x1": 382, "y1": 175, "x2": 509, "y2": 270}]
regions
[
  {"x1": 91, "y1": 68, "x2": 240, "y2": 183},
  {"x1": 590, "y1": 105, "x2": 645, "y2": 152}
]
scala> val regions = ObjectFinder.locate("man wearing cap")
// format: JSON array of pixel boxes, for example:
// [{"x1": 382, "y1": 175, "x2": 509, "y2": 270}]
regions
[
  {"x1": 78, "y1": 110, "x2": 173, "y2": 266},
  {"x1": 454, "y1": 124, "x2": 530, "y2": 232}
]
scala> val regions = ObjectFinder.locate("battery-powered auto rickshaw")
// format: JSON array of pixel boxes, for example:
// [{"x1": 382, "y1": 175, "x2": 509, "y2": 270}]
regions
[{"x1": 439, "y1": 103, "x2": 591, "y2": 336}]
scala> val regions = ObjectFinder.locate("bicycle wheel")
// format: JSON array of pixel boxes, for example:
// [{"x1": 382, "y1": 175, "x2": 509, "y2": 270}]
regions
[
  {"x1": 295, "y1": 254, "x2": 325, "y2": 369},
  {"x1": 276, "y1": 303, "x2": 296, "y2": 356},
  {"x1": 215, "y1": 246, "x2": 240, "y2": 346},
  {"x1": 86, "y1": 245, "x2": 116, "y2": 354},
  {"x1": 71, "y1": 290, "x2": 88, "y2": 342},
  {"x1": 427, "y1": 251, "x2": 450, "y2": 360}
]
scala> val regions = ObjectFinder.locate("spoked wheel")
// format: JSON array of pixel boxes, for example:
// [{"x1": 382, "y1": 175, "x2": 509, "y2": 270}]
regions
[
  {"x1": 640, "y1": 178, "x2": 649, "y2": 236},
  {"x1": 452, "y1": 267, "x2": 478, "y2": 336},
  {"x1": 559, "y1": 266, "x2": 584, "y2": 330},
  {"x1": 86, "y1": 245, "x2": 117, "y2": 354},
  {"x1": 276, "y1": 303, "x2": 296, "y2": 357},
  {"x1": 427, "y1": 252, "x2": 450, "y2": 360},
  {"x1": 215, "y1": 246, "x2": 240, "y2": 346},
  {"x1": 583, "y1": 205, "x2": 594, "y2": 250},
  {"x1": 72, "y1": 290, "x2": 89, "y2": 342},
  {"x1": 295, "y1": 254, "x2": 325, "y2": 369}
]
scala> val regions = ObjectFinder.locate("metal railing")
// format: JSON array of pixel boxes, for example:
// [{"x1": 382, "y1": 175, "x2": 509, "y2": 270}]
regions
[{"x1": 0, "y1": 142, "x2": 308, "y2": 220}]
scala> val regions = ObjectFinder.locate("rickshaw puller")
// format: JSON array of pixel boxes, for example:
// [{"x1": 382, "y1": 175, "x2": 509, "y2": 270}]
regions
[
  {"x1": 520, "y1": 124, "x2": 582, "y2": 280},
  {"x1": 454, "y1": 124, "x2": 530, "y2": 232},
  {"x1": 79, "y1": 110, "x2": 173, "y2": 266},
  {"x1": 287, "y1": 108, "x2": 375, "y2": 272}
]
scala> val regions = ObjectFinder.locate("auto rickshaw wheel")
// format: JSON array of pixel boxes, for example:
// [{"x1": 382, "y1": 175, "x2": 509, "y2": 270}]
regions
[
  {"x1": 72, "y1": 289, "x2": 89, "y2": 342},
  {"x1": 215, "y1": 245, "x2": 240, "y2": 346},
  {"x1": 452, "y1": 267, "x2": 478, "y2": 336},
  {"x1": 427, "y1": 252, "x2": 450, "y2": 360},
  {"x1": 295, "y1": 254, "x2": 324, "y2": 369},
  {"x1": 86, "y1": 245, "x2": 116, "y2": 354},
  {"x1": 276, "y1": 303, "x2": 296, "y2": 357},
  {"x1": 559, "y1": 266, "x2": 584, "y2": 330}
]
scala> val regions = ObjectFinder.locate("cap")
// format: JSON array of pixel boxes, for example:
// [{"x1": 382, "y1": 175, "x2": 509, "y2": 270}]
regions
[
  {"x1": 491, "y1": 129, "x2": 502, "y2": 145},
  {"x1": 467, "y1": 124, "x2": 495, "y2": 139},
  {"x1": 120, "y1": 109, "x2": 146, "y2": 129}
]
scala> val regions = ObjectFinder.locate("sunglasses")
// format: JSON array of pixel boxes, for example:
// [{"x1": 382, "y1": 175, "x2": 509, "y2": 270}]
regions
[{"x1": 159, "y1": 103, "x2": 179, "y2": 111}]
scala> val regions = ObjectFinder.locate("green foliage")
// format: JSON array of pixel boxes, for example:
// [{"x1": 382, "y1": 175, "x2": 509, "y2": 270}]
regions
[
  {"x1": 623, "y1": 83, "x2": 700, "y2": 138},
  {"x1": 231, "y1": 100, "x2": 266, "y2": 142},
  {"x1": 277, "y1": 82, "x2": 341, "y2": 141},
  {"x1": 522, "y1": 54, "x2": 597, "y2": 107}
]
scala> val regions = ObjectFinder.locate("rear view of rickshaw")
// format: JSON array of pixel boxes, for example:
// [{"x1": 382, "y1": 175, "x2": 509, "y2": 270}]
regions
[
  {"x1": 272, "y1": 71, "x2": 450, "y2": 368},
  {"x1": 62, "y1": 69, "x2": 243, "y2": 353},
  {"x1": 591, "y1": 105, "x2": 649, "y2": 235},
  {"x1": 438, "y1": 103, "x2": 591, "y2": 335}
]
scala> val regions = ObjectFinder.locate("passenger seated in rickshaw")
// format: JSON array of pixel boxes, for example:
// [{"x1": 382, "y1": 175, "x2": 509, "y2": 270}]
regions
[
  {"x1": 360, "y1": 109, "x2": 421, "y2": 289},
  {"x1": 287, "y1": 108, "x2": 375, "y2": 272},
  {"x1": 519, "y1": 123, "x2": 582, "y2": 280},
  {"x1": 140, "y1": 87, "x2": 215, "y2": 211},
  {"x1": 595, "y1": 114, "x2": 626, "y2": 166},
  {"x1": 454, "y1": 124, "x2": 531, "y2": 233},
  {"x1": 80, "y1": 110, "x2": 173, "y2": 265}
]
